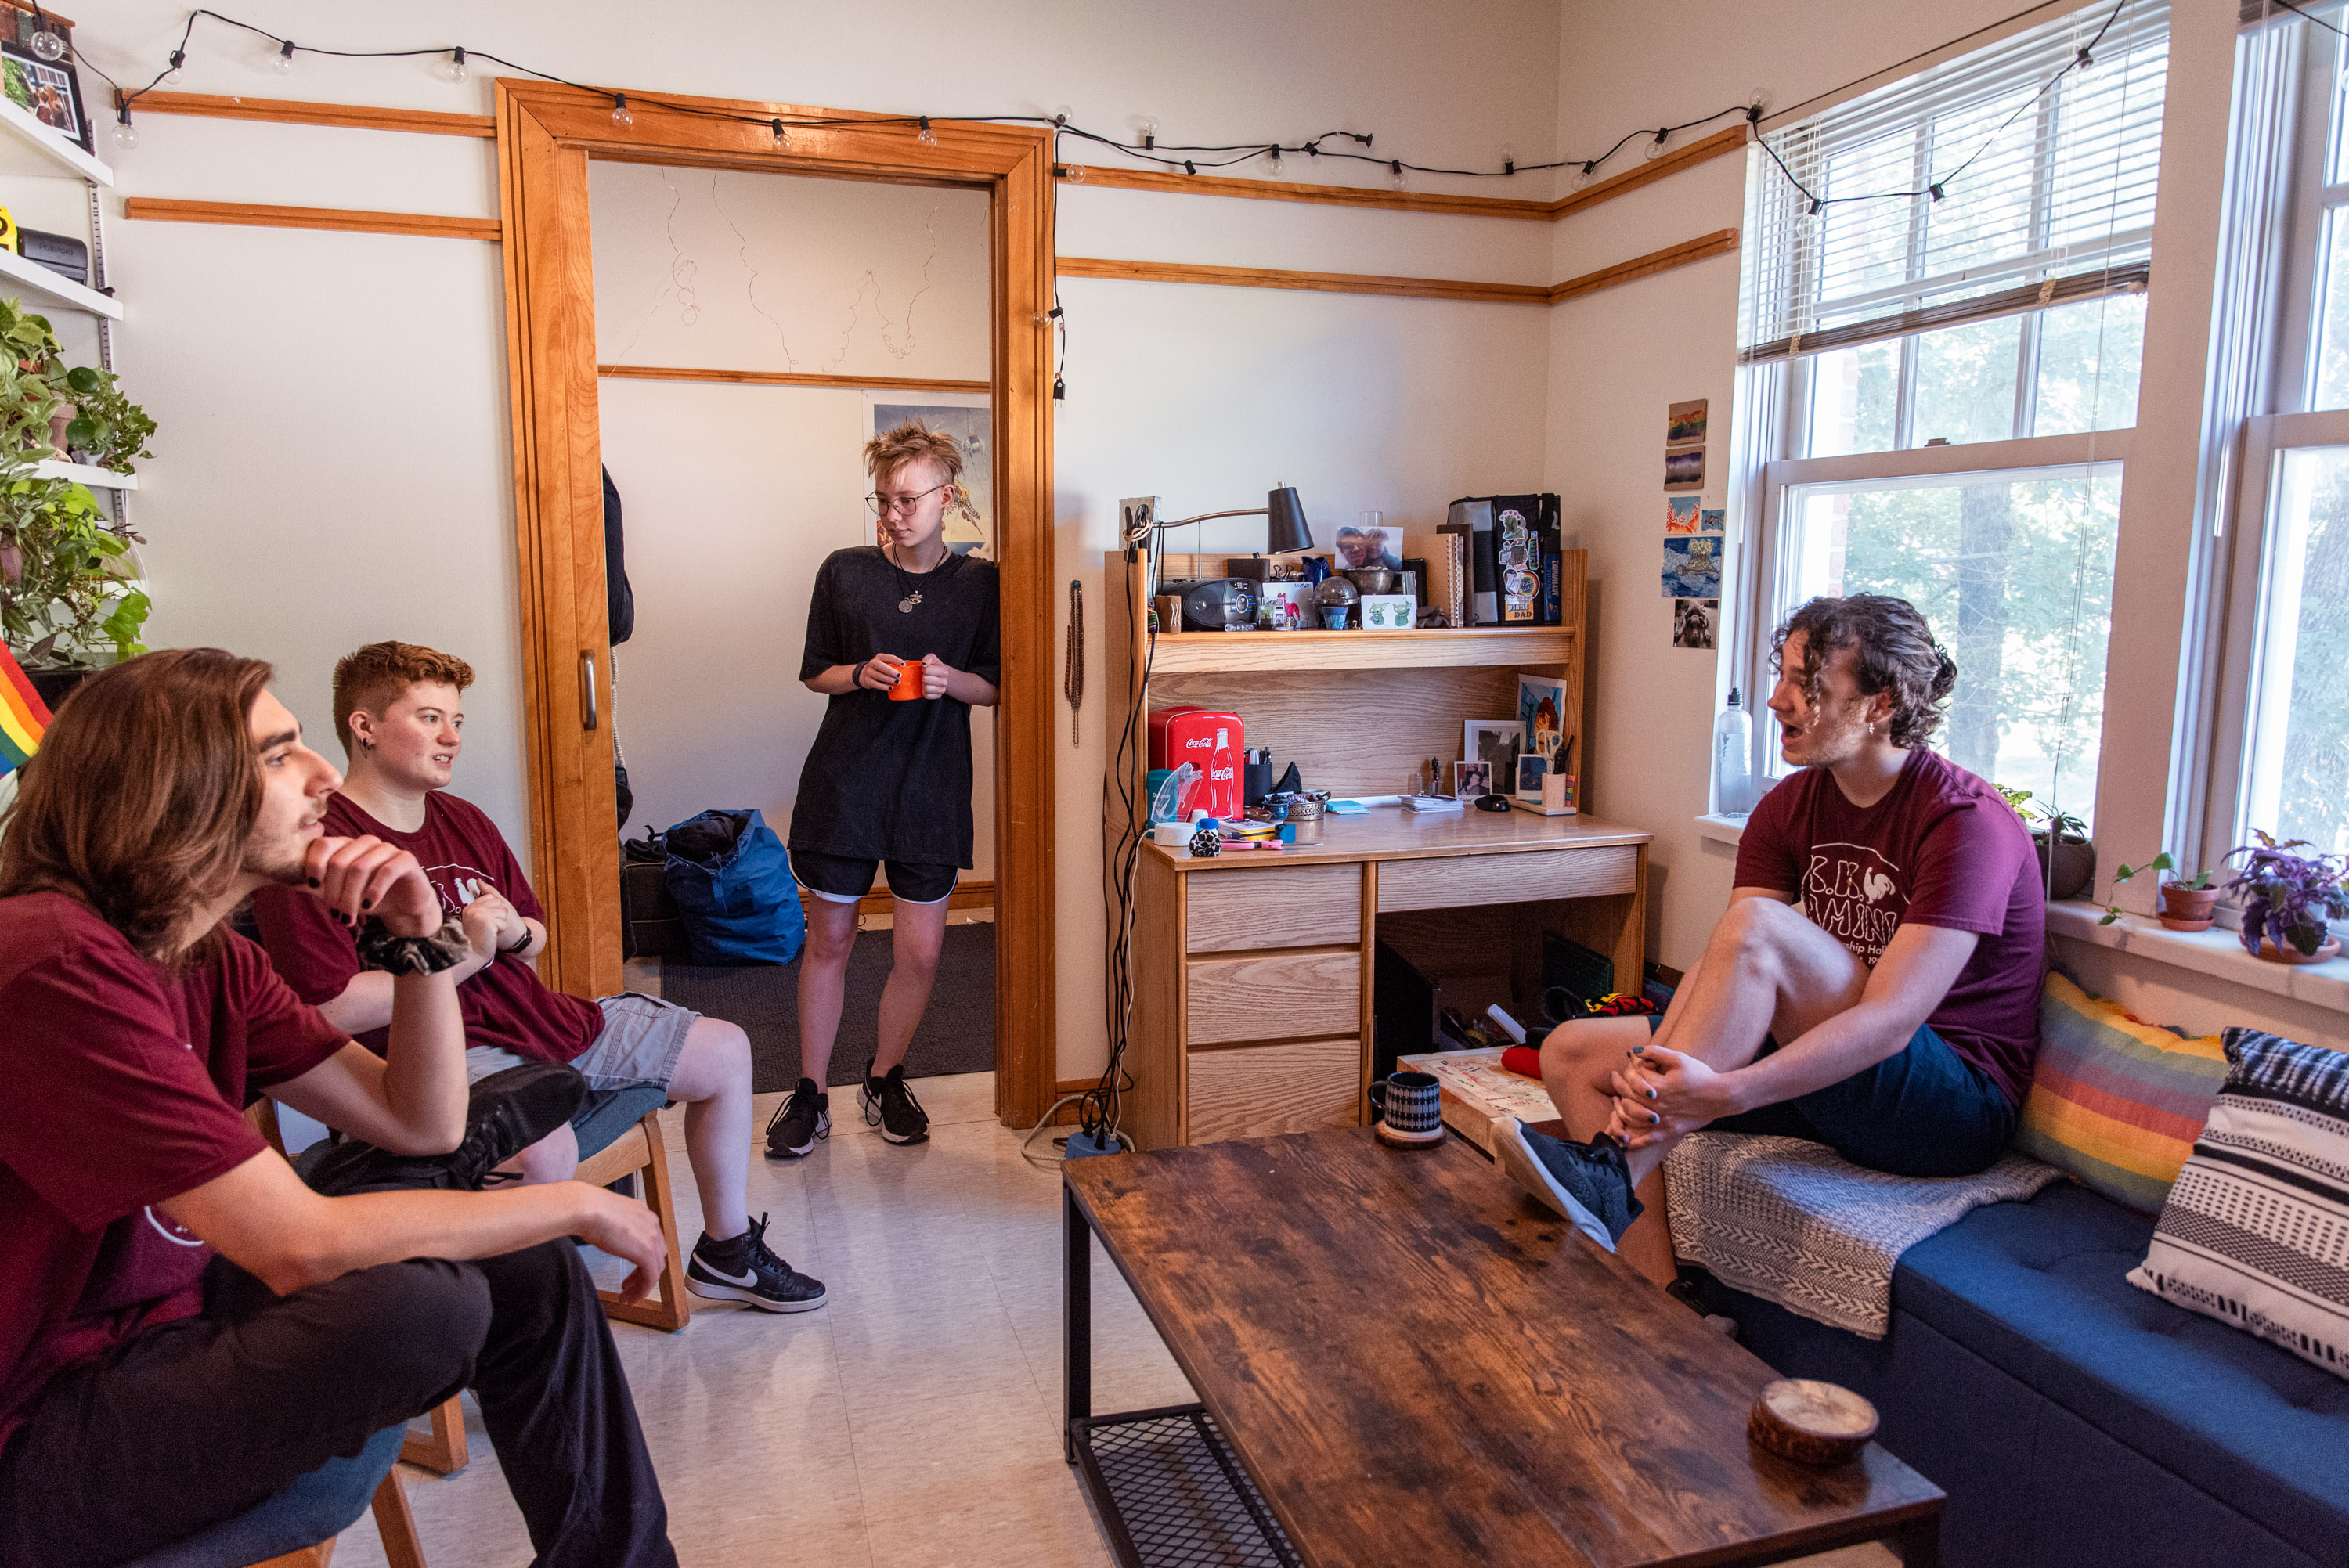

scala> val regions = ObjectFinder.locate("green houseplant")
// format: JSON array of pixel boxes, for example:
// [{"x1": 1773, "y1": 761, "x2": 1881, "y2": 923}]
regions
[
  {"x1": 2002, "y1": 788, "x2": 2095, "y2": 901},
  {"x1": 2101, "y1": 852, "x2": 2222, "y2": 932},
  {"x1": 61, "y1": 366, "x2": 156, "y2": 474}
]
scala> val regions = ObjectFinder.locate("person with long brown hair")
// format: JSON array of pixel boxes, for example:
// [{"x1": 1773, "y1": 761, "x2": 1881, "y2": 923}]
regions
[{"x1": 0, "y1": 649, "x2": 678, "y2": 1568}]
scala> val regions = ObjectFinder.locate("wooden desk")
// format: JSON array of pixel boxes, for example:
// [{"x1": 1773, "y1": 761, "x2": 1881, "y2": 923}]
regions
[
  {"x1": 1124, "y1": 808, "x2": 1651, "y2": 1149},
  {"x1": 1062, "y1": 1130, "x2": 1944, "y2": 1568}
]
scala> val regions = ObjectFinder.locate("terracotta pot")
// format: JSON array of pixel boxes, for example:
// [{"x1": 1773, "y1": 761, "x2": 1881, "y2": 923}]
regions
[
  {"x1": 2157, "y1": 883, "x2": 2221, "y2": 932},
  {"x1": 2256, "y1": 932, "x2": 2340, "y2": 966},
  {"x1": 2034, "y1": 834, "x2": 2095, "y2": 902},
  {"x1": 45, "y1": 405, "x2": 71, "y2": 460}
]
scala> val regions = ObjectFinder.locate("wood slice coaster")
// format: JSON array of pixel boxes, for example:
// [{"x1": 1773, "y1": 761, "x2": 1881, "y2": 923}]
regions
[
  {"x1": 1747, "y1": 1378, "x2": 1878, "y2": 1466},
  {"x1": 1374, "y1": 1118, "x2": 1445, "y2": 1149}
]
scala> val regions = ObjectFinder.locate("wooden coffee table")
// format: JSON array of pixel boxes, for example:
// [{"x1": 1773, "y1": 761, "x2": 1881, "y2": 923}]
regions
[{"x1": 1063, "y1": 1128, "x2": 1942, "y2": 1567}]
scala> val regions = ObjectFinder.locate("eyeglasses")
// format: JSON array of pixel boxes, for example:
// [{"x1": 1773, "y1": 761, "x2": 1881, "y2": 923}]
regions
[{"x1": 864, "y1": 481, "x2": 951, "y2": 517}]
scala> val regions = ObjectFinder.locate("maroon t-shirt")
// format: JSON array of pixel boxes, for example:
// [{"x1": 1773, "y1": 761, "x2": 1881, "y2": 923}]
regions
[
  {"x1": 0, "y1": 892, "x2": 347, "y2": 1444},
  {"x1": 1734, "y1": 749, "x2": 2044, "y2": 1106},
  {"x1": 249, "y1": 791, "x2": 601, "y2": 1065}
]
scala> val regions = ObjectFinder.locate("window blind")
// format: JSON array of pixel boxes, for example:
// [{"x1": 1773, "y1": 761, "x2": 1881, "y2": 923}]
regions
[{"x1": 1740, "y1": 0, "x2": 2170, "y2": 366}]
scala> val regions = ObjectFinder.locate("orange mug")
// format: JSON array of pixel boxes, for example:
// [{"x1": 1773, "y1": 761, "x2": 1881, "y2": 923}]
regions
[{"x1": 889, "y1": 657, "x2": 925, "y2": 701}]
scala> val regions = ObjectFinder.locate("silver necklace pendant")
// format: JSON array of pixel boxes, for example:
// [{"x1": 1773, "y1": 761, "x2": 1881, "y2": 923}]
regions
[{"x1": 899, "y1": 591, "x2": 922, "y2": 613}]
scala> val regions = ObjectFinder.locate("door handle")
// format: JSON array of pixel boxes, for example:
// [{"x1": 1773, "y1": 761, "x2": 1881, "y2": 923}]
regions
[{"x1": 579, "y1": 651, "x2": 598, "y2": 730}]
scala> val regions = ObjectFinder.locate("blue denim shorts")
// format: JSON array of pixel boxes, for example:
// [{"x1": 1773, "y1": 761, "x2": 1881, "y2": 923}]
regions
[{"x1": 1646, "y1": 1013, "x2": 2016, "y2": 1177}]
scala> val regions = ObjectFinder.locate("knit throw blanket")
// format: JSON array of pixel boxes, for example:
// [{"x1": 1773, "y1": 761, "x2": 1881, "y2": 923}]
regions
[{"x1": 1664, "y1": 1134, "x2": 2064, "y2": 1339}]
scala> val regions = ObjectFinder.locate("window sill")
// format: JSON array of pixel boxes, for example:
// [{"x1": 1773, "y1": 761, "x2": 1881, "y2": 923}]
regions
[
  {"x1": 2045, "y1": 899, "x2": 2349, "y2": 1018},
  {"x1": 1694, "y1": 813, "x2": 1749, "y2": 845}
]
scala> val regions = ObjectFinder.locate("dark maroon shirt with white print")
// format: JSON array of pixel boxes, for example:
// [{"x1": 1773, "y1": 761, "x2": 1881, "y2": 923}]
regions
[{"x1": 1734, "y1": 748, "x2": 2044, "y2": 1107}]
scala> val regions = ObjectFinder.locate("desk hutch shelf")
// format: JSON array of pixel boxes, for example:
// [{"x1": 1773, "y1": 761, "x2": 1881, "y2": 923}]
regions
[{"x1": 1102, "y1": 546, "x2": 1649, "y2": 1152}]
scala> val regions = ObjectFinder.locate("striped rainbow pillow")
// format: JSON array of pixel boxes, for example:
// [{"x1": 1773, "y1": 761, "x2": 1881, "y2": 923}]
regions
[{"x1": 2015, "y1": 972, "x2": 2230, "y2": 1213}]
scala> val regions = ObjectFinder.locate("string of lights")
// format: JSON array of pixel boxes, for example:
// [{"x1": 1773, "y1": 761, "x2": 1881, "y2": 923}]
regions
[{"x1": 78, "y1": 2, "x2": 2129, "y2": 214}]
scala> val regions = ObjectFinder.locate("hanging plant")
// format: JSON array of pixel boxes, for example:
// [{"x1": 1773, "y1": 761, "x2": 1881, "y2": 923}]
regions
[
  {"x1": 61, "y1": 366, "x2": 156, "y2": 473},
  {"x1": 0, "y1": 449, "x2": 147, "y2": 668}
]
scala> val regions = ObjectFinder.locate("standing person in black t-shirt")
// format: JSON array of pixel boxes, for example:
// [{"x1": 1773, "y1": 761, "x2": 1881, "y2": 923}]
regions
[{"x1": 767, "y1": 424, "x2": 1000, "y2": 1159}]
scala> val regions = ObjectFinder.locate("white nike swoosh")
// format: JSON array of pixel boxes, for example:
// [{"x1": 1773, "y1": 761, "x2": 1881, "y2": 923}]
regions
[{"x1": 700, "y1": 1263, "x2": 757, "y2": 1285}]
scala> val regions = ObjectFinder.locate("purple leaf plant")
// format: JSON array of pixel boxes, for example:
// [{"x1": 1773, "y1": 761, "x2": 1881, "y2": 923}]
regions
[{"x1": 2224, "y1": 831, "x2": 2349, "y2": 958}]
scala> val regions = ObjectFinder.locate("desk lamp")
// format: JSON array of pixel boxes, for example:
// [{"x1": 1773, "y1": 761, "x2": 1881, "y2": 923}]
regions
[{"x1": 1119, "y1": 487, "x2": 1313, "y2": 560}]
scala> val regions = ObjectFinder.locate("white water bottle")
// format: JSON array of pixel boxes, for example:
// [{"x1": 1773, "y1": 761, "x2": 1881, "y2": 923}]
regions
[{"x1": 1713, "y1": 688, "x2": 1754, "y2": 816}]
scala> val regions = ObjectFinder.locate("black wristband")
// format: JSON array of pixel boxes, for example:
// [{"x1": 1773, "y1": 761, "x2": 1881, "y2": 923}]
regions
[
  {"x1": 503, "y1": 927, "x2": 534, "y2": 953},
  {"x1": 355, "y1": 917, "x2": 472, "y2": 975}
]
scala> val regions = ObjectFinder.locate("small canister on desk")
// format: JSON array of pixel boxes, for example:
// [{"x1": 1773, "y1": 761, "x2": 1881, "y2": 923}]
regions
[{"x1": 1258, "y1": 790, "x2": 1327, "y2": 845}]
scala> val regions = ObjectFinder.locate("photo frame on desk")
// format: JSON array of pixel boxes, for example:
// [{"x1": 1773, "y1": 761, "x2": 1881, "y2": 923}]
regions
[
  {"x1": 1463, "y1": 719, "x2": 1524, "y2": 784},
  {"x1": 2, "y1": 43, "x2": 89, "y2": 153}
]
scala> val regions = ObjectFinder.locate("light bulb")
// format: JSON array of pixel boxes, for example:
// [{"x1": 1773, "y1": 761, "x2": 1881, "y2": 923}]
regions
[
  {"x1": 441, "y1": 47, "x2": 467, "y2": 85},
  {"x1": 770, "y1": 117, "x2": 791, "y2": 148},
  {"x1": 111, "y1": 115, "x2": 138, "y2": 150},
  {"x1": 27, "y1": 27, "x2": 64, "y2": 62},
  {"x1": 1644, "y1": 129, "x2": 1669, "y2": 162},
  {"x1": 1052, "y1": 103, "x2": 1070, "y2": 127},
  {"x1": 1139, "y1": 117, "x2": 1158, "y2": 150},
  {"x1": 1573, "y1": 160, "x2": 1595, "y2": 189},
  {"x1": 164, "y1": 49, "x2": 186, "y2": 83},
  {"x1": 1501, "y1": 142, "x2": 1517, "y2": 176},
  {"x1": 917, "y1": 115, "x2": 936, "y2": 145},
  {"x1": 272, "y1": 40, "x2": 297, "y2": 74},
  {"x1": 1063, "y1": 162, "x2": 1086, "y2": 183},
  {"x1": 1265, "y1": 146, "x2": 1283, "y2": 175},
  {"x1": 611, "y1": 93, "x2": 633, "y2": 128},
  {"x1": 1388, "y1": 159, "x2": 1407, "y2": 188}
]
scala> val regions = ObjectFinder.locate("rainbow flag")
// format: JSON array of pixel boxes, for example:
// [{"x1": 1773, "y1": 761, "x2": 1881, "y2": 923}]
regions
[{"x1": 0, "y1": 644, "x2": 52, "y2": 779}]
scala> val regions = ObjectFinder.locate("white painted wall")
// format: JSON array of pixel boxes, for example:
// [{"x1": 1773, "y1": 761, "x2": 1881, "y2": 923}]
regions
[{"x1": 81, "y1": 0, "x2": 1562, "y2": 1083}]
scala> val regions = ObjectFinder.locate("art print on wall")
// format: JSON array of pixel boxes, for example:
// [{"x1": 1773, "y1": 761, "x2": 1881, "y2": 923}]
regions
[
  {"x1": 873, "y1": 402, "x2": 993, "y2": 556},
  {"x1": 1699, "y1": 507, "x2": 1726, "y2": 534},
  {"x1": 1665, "y1": 496, "x2": 1701, "y2": 534},
  {"x1": 1662, "y1": 535, "x2": 1723, "y2": 598},
  {"x1": 1673, "y1": 598, "x2": 1718, "y2": 649},
  {"x1": 2, "y1": 43, "x2": 87, "y2": 151},
  {"x1": 1664, "y1": 446, "x2": 1705, "y2": 492},
  {"x1": 1668, "y1": 399, "x2": 1708, "y2": 447}
]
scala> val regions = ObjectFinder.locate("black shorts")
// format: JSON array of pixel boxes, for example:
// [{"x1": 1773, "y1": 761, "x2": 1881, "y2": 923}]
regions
[{"x1": 793, "y1": 849, "x2": 958, "y2": 906}]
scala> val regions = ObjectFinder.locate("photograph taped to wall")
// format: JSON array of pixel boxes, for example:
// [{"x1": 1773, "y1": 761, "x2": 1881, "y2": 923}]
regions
[
  {"x1": 1517, "y1": 673, "x2": 1568, "y2": 763},
  {"x1": 1665, "y1": 496, "x2": 1701, "y2": 535},
  {"x1": 1463, "y1": 719, "x2": 1524, "y2": 783},
  {"x1": 2, "y1": 45, "x2": 86, "y2": 150},
  {"x1": 872, "y1": 402, "x2": 992, "y2": 555},
  {"x1": 1672, "y1": 598, "x2": 1718, "y2": 649},
  {"x1": 1664, "y1": 446, "x2": 1705, "y2": 492},
  {"x1": 1667, "y1": 399, "x2": 1708, "y2": 447},
  {"x1": 1662, "y1": 536, "x2": 1722, "y2": 598},
  {"x1": 1699, "y1": 507, "x2": 1726, "y2": 535}
]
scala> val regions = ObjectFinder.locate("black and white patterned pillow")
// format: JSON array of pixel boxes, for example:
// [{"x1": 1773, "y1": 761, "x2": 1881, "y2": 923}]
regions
[{"x1": 2127, "y1": 1026, "x2": 2349, "y2": 1380}]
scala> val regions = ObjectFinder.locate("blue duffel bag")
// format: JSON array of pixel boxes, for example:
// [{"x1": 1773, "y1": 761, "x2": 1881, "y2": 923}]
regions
[{"x1": 661, "y1": 809, "x2": 804, "y2": 965}]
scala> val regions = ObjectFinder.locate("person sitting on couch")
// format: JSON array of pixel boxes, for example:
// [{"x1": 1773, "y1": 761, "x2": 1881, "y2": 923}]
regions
[
  {"x1": 1497, "y1": 594, "x2": 2044, "y2": 1285},
  {"x1": 0, "y1": 649, "x2": 678, "y2": 1567},
  {"x1": 248, "y1": 640, "x2": 824, "y2": 1314}
]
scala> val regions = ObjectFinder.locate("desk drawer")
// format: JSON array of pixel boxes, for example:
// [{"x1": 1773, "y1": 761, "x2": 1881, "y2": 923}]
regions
[
  {"x1": 1377, "y1": 844, "x2": 1638, "y2": 914},
  {"x1": 1188, "y1": 863, "x2": 1361, "y2": 953},
  {"x1": 1188, "y1": 1037, "x2": 1361, "y2": 1143},
  {"x1": 1186, "y1": 950, "x2": 1361, "y2": 1047}
]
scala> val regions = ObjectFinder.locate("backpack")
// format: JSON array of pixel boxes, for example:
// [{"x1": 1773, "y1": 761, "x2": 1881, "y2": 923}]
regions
[{"x1": 660, "y1": 809, "x2": 804, "y2": 965}]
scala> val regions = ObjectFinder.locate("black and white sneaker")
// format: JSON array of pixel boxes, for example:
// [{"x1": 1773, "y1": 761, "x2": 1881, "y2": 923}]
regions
[
  {"x1": 1492, "y1": 1117, "x2": 1644, "y2": 1253},
  {"x1": 764, "y1": 1078, "x2": 829, "y2": 1159},
  {"x1": 859, "y1": 1064, "x2": 929, "y2": 1144},
  {"x1": 685, "y1": 1213, "x2": 828, "y2": 1313}
]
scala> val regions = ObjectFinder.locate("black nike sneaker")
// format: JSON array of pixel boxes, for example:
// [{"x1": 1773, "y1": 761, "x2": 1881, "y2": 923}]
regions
[
  {"x1": 686, "y1": 1213, "x2": 828, "y2": 1313},
  {"x1": 859, "y1": 1064, "x2": 929, "y2": 1145},
  {"x1": 764, "y1": 1078, "x2": 829, "y2": 1159},
  {"x1": 305, "y1": 1062, "x2": 587, "y2": 1196}
]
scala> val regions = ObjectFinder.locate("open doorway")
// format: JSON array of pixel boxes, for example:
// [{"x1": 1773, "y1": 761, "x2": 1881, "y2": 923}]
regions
[
  {"x1": 493, "y1": 84, "x2": 1056, "y2": 1129},
  {"x1": 588, "y1": 161, "x2": 999, "y2": 1094}
]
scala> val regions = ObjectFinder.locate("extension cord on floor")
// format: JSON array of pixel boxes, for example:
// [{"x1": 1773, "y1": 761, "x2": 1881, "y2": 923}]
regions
[{"x1": 1064, "y1": 1127, "x2": 1123, "y2": 1159}]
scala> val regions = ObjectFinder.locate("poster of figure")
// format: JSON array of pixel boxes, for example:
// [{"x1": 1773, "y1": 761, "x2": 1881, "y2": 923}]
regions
[
  {"x1": 1517, "y1": 674, "x2": 1568, "y2": 765},
  {"x1": 1662, "y1": 535, "x2": 1723, "y2": 597},
  {"x1": 1673, "y1": 598, "x2": 1719, "y2": 649},
  {"x1": 874, "y1": 402, "x2": 993, "y2": 555}
]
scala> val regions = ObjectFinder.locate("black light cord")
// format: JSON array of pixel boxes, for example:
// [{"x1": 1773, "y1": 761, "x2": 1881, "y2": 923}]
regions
[
  {"x1": 93, "y1": 4, "x2": 2113, "y2": 211},
  {"x1": 2256, "y1": 0, "x2": 2347, "y2": 40}
]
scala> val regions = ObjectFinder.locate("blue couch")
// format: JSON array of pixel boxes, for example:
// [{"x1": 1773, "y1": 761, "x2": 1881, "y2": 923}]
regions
[{"x1": 1695, "y1": 1181, "x2": 2349, "y2": 1568}]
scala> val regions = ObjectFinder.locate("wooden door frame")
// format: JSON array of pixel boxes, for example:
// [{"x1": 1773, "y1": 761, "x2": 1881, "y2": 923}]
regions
[{"x1": 493, "y1": 80, "x2": 1056, "y2": 1129}]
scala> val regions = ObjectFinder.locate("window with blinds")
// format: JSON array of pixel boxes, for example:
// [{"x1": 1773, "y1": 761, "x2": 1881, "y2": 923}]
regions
[{"x1": 1740, "y1": 0, "x2": 2170, "y2": 367}]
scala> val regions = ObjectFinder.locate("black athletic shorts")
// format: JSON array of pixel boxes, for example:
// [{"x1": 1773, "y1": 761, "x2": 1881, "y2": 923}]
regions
[{"x1": 793, "y1": 849, "x2": 958, "y2": 907}]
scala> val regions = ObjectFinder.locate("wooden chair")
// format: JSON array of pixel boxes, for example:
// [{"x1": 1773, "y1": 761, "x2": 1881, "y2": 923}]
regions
[{"x1": 571, "y1": 1103, "x2": 693, "y2": 1332}]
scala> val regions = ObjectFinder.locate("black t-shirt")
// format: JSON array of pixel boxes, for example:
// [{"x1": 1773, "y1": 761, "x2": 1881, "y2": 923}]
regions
[{"x1": 792, "y1": 546, "x2": 1001, "y2": 867}]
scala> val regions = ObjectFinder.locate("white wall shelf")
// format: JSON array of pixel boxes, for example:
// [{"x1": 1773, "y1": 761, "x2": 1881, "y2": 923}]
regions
[
  {"x1": 1694, "y1": 813, "x2": 1748, "y2": 845},
  {"x1": 0, "y1": 245, "x2": 120, "y2": 320},
  {"x1": 0, "y1": 95, "x2": 111, "y2": 187},
  {"x1": 33, "y1": 459, "x2": 135, "y2": 490}
]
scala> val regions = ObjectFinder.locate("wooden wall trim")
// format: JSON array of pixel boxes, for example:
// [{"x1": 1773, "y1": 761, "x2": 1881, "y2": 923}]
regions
[
  {"x1": 122, "y1": 197, "x2": 501, "y2": 241},
  {"x1": 598, "y1": 364, "x2": 990, "y2": 394},
  {"x1": 125, "y1": 90, "x2": 496, "y2": 138},
  {"x1": 1055, "y1": 256, "x2": 1550, "y2": 305},
  {"x1": 1057, "y1": 124, "x2": 1748, "y2": 222},
  {"x1": 1547, "y1": 228, "x2": 1741, "y2": 304},
  {"x1": 1547, "y1": 126, "x2": 1749, "y2": 219},
  {"x1": 1057, "y1": 164, "x2": 1557, "y2": 222}
]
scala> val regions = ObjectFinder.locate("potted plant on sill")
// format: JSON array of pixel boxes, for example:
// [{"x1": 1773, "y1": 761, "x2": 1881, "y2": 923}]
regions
[
  {"x1": 2001, "y1": 787, "x2": 2095, "y2": 902},
  {"x1": 2100, "y1": 853, "x2": 2222, "y2": 931},
  {"x1": 2225, "y1": 831, "x2": 2349, "y2": 966}
]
